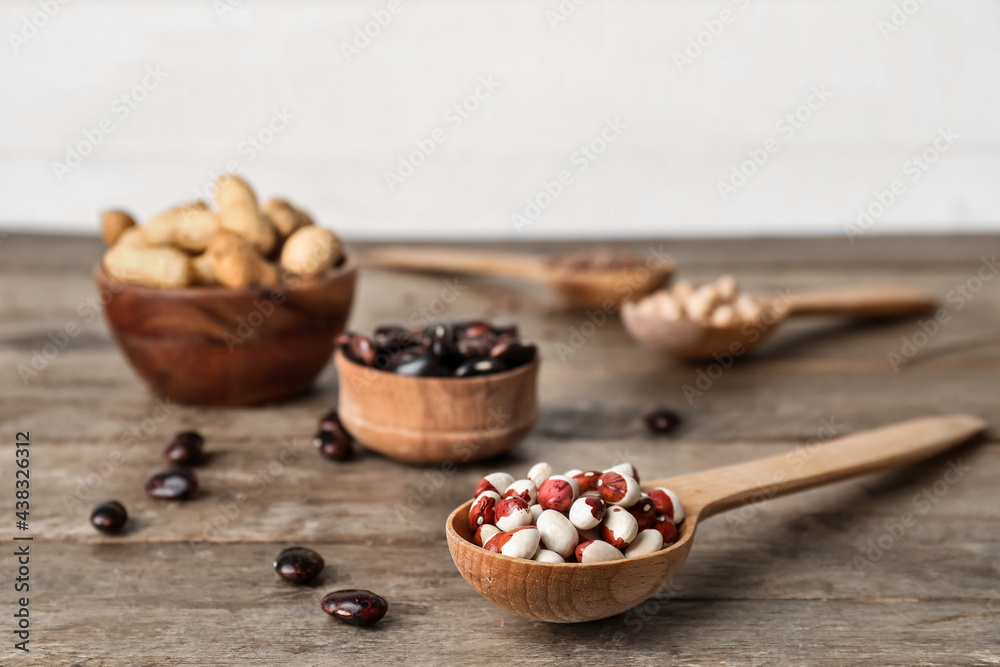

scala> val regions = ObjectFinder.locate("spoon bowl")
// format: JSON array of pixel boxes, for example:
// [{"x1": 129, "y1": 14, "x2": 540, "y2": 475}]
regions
[
  {"x1": 539, "y1": 262, "x2": 675, "y2": 309},
  {"x1": 447, "y1": 494, "x2": 699, "y2": 623},
  {"x1": 365, "y1": 247, "x2": 673, "y2": 309},
  {"x1": 622, "y1": 284, "x2": 936, "y2": 360},
  {"x1": 446, "y1": 415, "x2": 985, "y2": 622}
]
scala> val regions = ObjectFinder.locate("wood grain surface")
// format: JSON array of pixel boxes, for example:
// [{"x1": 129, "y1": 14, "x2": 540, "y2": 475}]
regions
[{"x1": 1, "y1": 234, "x2": 999, "y2": 665}]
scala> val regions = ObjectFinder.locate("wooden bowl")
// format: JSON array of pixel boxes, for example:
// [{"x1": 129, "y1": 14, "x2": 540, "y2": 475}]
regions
[
  {"x1": 95, "y1": 255, "x2": 357, "y2": 406},
  {"x1": 335, "y1": 351, "x2": 539, "y2": 464}
]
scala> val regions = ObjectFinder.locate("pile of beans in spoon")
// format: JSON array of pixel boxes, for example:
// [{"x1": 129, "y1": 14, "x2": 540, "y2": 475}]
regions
[{"x1": 470, "y1": 462, "x2": 684, "y2": 562}]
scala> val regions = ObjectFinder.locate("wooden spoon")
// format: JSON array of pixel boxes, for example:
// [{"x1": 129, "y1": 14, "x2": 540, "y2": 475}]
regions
[
  {"x1": 364, "y1": 247, "x2": 674, "y2": 308},
  {"x1": 621, "y1": 284, "x2": 937, "y2": 359},
  {"x1": 446, "y1": 414, "x2": 985, "y2": 623}
]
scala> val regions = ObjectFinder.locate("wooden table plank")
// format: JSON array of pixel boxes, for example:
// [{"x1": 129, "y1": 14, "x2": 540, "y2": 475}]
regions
[{"x1": 1, "y1": 234, "x2": 998, "y2": 666}]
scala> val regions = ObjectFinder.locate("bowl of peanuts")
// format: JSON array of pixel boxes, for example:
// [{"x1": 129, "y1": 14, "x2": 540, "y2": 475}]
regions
[{"x1": 95, "y1": 175, "x2": 357, "y2": 406}]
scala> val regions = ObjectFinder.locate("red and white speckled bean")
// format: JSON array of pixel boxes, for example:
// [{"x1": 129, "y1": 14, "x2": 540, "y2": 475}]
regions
[
  {"x1": 504, "y1": 479, "x2": 538, "y2": 505},
  {"x1": 537, "y1": 475, "x2": 579, "y2": 512},
  {"x1": 601, "y1": 506, "x2": 639, "y2": 548},
  {"x1": 597, "y1": 471, "x2": 640, "y2": 508},
  {"x1": 568, "y1": 496, "x2": 606, "y2": 531},
  {"x1": 648, "y1": 487, "x2": 685, "y2": 523},
  {"x1": 575, "y1": 540, "x2": 624, "y2": 563},
  {"x1": 475, "y1": 472, "x2": 514, "y2": 497},
  {"x1": 487, "y1": 526, "x2": 540, "y2": 559},
  {"x1": 493, "y1": 496, "x2": 532, "y2": 531}
]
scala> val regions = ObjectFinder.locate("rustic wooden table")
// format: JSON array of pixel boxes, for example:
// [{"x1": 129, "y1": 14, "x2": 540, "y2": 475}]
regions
[{"x1": 1, "y1": 234, "x2": 998, "y2": 666}]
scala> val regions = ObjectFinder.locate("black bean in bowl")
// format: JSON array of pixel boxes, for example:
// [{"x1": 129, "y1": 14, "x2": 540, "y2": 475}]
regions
[{"x1": 337, "y1": 321, "x2": 536, "y2": 378}]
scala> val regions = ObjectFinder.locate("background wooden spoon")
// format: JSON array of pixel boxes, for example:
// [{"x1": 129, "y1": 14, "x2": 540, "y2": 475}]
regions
[
  {"x1": 621, "y1": 283, "x2": 937, "y2": 359},
  {"x1": 446, "y1": 414, "x2": 985, "y2": 623},
  {"x1": 365, "y1": 247, "x2": 674, "y2": 308}
]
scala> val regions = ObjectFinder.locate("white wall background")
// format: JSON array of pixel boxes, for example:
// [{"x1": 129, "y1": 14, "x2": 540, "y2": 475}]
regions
[{"x1": 1, "y1": 0, "x2": 998, "y2": 240}]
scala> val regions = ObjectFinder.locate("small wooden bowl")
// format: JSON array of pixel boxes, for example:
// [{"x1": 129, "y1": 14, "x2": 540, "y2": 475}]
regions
[
  {"x1": 335, "y1": 351, "x2": 539, "y2": 464},
  {"x1": 95, "y1": 255, "x2": 357, "y2": 406}
]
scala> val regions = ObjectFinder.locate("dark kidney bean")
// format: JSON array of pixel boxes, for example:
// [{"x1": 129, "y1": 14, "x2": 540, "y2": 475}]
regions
[
  {"x1": 274, "y1": 547, "x2": 325, "y2": 584},
  {"x1": 90, "y1": 500, "x2": 128, "y2": 534},
  {"x1": 321, "y1": 589, "x2": 388, "y2": 626},
  {"x1": 454, "y1": 358, "x2": 508, "y2": 377},
  {"x1": 389, "y1": 350, "x2": 439, "y2": 377},
  {"x1": 490, "y1": 341, "x2": 536, "y2": 367},
  {"x1": 491, "y1": 323, "x2": 518, "y2": 337},
  {"x1": 426, "y1": 323, "x2": 456, "y2": 362},
  {"x1": 456, "y1": 335, "x2": 496, "y2": 359},
  {"x1": 318, "y1": 409, "x2": 342, "y2": 434},
  {"x1": 145, "y1": 470, "x2": 198, "y2": 500},
  {"x1": 348, "y1": 334, "x2": 377, "y2": 366},
  {"x1": 644, "y1": 408, "x2": 681, "y2": 434},
  {"x1": 314, "y1": 430, "x2": 354, "y2": 462},
  {"x1": 335, "y1": 331, "x2": 355, "y2": 349},
  {"x1": 164, "y1": 431, "x2": 205, "y2": 465},
  {"x1": 456, "y1": 321, "x2": 493, "y2": 339},
  {"x1": 373, "y1": 325, "x2": 416, "y2": 350}
]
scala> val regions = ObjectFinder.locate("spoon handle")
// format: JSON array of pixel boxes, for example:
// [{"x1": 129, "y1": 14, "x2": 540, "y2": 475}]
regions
[
  {"x1": 646, "y1": 415, "x2": 985, "y2": 521},
  {"x1": 785, "y1": 284, "x2": 937, "y2": 318},
  {"x1": 364, "y1": 247, "x2": 546, "y2": 281}
]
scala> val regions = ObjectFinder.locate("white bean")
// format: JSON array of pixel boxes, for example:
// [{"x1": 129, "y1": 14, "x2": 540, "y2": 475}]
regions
[
  {"x1": 536, "y1": 509, "x2": 579, "y2": 560},
  {"x1": 527, "y1": 462, "x2": 553, "y2": 488},
  {"x1": 624, "y1": 529, "x2": 664, "y2": 558}
]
